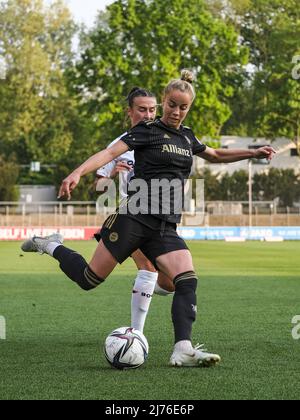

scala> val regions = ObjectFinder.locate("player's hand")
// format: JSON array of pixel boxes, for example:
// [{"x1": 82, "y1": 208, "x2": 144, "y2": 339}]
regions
[
  {"x1": 110, "y1": 161, "x2": 132, "y2": 178},
  {"x1": 58, "y1": 171, "x2": 81, "y2": 200},
  {"x1": 253, "y1": 146, "x2": 276, "y2": 161}
]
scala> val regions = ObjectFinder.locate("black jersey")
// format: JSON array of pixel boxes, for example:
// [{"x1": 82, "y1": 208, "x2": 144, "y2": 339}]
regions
[{"x1": 119, "y1": 118, "x2": 206, "y2": 224}]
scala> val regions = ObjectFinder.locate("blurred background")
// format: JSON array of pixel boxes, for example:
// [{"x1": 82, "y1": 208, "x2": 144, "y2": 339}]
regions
[{"x1": 0, "y1": 0, "x2": 299, "y2": 236}]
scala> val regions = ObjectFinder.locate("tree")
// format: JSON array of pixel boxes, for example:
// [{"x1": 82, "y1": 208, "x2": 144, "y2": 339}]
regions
[
  {"x1": 196, "y1": 167, "x2": 300, "y2": 206},
  {"x1": 219, "y1": 170, "x2": 248, "y2": 200},
  {"x1": 0, "y1": 0, "x2": 77, "y2": 165},
  {"x1": 73, "y1": 0, "x2": 248, "y2": 143},
  {"x1": 194, "y1": 168, "x2": 221, "y2": 201},
  {"x1": 0, "y1": 155, "x2": 19, "y2": 201},
  {"x1": 253, "y1": 168, "x2": 300, "y2": 206},
  {"x1": 222, "y1": 0, "x2": 300, "y2": 152}
]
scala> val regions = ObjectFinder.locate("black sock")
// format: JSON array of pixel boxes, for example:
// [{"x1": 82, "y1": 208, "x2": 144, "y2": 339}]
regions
[
  {"x1": 53, "y1": 246, "x2": 104, "y2": 291},
  {"x1": 171, "y1": 271, "x2": 198, "y2": 343}
]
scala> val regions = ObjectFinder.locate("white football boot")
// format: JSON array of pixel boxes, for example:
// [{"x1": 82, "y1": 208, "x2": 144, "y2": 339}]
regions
[
  {"x1": 21, "y1": 233, "x2": 64, "y2": 255},
  {"x1": 170, "y1": 342, "x2": 221, "y2": 367}
]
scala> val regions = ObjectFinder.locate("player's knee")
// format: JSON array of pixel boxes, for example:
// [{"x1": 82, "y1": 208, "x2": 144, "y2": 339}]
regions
[{"x1": 78, "y1": 266, "x2": 105, "y2": 291}]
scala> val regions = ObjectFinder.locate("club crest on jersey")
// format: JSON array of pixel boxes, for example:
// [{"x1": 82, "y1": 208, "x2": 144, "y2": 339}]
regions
[{"x1": 162, "y1": 144, "x2": 192, "y2": 157}]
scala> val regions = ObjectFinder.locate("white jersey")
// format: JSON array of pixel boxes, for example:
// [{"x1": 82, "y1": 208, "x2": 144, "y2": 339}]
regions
[{"x1": 96, "y1": 134, "x2": 135, "y2": 200}]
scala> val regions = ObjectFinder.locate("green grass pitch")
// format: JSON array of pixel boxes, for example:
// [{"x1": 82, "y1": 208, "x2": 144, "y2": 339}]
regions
[{"x1": 0, "y1": 240, "x2": 300, "y2": 400}]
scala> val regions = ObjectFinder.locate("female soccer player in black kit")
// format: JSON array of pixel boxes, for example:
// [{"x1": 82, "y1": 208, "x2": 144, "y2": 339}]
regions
[
  {"x1": 22, "y1": 70, "x2": 275, "y2": 367},
  {"x1": 94, "y1": 86, "x2": 175, "y2": 336}
]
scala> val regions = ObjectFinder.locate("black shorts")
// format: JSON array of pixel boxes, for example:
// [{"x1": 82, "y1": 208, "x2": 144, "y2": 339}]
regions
[{"x1": 99, "y1": 213, "x2": 189, "y2": 269}]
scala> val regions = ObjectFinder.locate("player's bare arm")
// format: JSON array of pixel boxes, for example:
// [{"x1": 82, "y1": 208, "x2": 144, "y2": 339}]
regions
[
  {"x1": 58, "y1": 141, "x2": 129, "y2": 200},
  {"x1": 198, "y1": 145, "x2": 276, "y2": 164}
]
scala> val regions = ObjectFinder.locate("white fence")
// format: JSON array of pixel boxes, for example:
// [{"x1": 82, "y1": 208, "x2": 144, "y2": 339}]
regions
[
  {"x1": 0, "y1": 201, "x2": 106, "y2": 227},
  {"x1": 0, "y1": 201, "x2": 300, "y2": 227}
]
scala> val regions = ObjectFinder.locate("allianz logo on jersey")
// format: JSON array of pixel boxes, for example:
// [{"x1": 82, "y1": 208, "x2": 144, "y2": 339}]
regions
[{"x1": 162, "y1": 144, "x2": 192, "y2": 157}]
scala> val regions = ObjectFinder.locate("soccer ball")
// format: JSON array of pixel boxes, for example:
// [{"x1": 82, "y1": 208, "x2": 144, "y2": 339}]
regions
[{"x1": 104, "y1": 327, "x2": 149, "y2": 370}]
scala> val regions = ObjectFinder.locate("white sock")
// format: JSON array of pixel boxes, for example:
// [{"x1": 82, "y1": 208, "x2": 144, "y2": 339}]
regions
[
  {"x1": 174, "y1": 340, "x2": 193, "y2": 354},
  {"x1": 45, "y1": 242, "x2": 61, "y2": 257},
  {"x1": 131, "y1": 270, "x2": 158, "y2": 333},
  {"x1": 154, "y1": 282, "x2": 174, "y2": 296}
]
